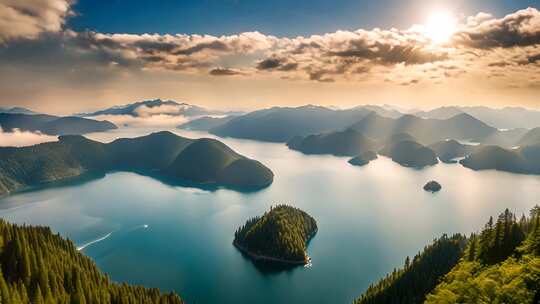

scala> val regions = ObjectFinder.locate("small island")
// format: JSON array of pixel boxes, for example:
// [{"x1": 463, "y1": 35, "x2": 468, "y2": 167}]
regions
[
  {"x1": 424, "y1": 181, "x2": 442, "y2": 192},
  {"x1": 234, "y1": 205, "x2": 318, "y2": 265},
  {"x1": 348, "y1": 151, "x2": 378, "y2": 166}
]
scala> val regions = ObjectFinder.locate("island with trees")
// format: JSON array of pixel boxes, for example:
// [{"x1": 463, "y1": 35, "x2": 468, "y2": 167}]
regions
[
  {"x1": 423, "y1": 181, "x2": 442, "y2": 192},
  {"x1": 0, "y1": 131, "x2": 274, "y2": 196},
  {"x1": 233, "y1": 205, "x2": 318, "y2": 265},
  {"x1": 0, "y1": 219, "x2": 183, "y2": 303}
]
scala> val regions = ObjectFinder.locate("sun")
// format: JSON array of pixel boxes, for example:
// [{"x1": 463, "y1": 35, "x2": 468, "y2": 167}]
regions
[{"x1": 424, "y1": 11, "x2": 457, "y2": 44}]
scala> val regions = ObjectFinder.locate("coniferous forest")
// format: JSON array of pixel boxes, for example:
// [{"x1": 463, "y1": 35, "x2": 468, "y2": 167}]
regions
[
  {"x1": 234, "y1": 205, "x2": 318, "y2": 263},
  {"x1": 0, "y1": 220, "x2": 183, "y2": 304},
  {"x1": 355, "y1": 206, "x2": 540, "y2": 304}
]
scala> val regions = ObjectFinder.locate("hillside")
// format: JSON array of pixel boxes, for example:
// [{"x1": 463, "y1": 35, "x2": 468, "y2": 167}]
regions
[
  {"x1": 355, "y1": 206, "x2": 540, "y2": 304},
  {"x1": 417, "y1": 106, "x2": 540, "y2": 129},
  {"x1": 234, "y1": 205, "x2": 317, "y2": 264},
  {"x1": 429, "y1": 140, "x2": 476, "y2": 163},
  {"x1": 0, "y1": 219, "x2": 183, "y2": 303},
  {"x1": 0, "y1": 113, "x2": 116, "y2": 135},
  {"x1": 286, "y1": 129, "x2": 377, "y2": 156},
  {"x1": 177, "y1": 115, "x2": 236, "y2": 131},
  {"x1": 355, "y1": 234, "x2": 467, "y2": 304},
  {"x1": 518, "y1": 127, "x2": 540, "y2": 147},
  {"x1": 210, "y1": 105, "x2": 372, "y2": 142},
  {"x1": 350, "y1": 112, "x2": 496, "y2": 145},
  {"x1": 426, "y1": 207, "x2": 540, "y2": 303},
  {"x1": 460, "y1": 144, "x2": 540, "y2": 174},
  {"x1": 380, "y1": 140, "x2": 438, "y2": 168},
  {"x1": 0, "y1": 131, "x2": 273, "y2": 195}
]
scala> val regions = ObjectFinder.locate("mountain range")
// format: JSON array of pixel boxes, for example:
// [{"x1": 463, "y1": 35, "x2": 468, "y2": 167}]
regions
[
  {"x1": 0, "y1": 131, "x2": 273, "y2": 196},
  {"x1": 415, "y1": 106, "x2": 540, "y2": 129},
  {"x1": 0, "y1": 113, "x2": 117, "y2": 135},
  {"x1": 79, "y1": 99, "x2": 238, "y2": 118},
  {"x1": 209, "y1": 105, "x2": 374, "y2": 142}
]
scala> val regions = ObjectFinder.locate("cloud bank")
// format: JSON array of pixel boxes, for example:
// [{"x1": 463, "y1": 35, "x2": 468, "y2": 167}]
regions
[
  {"x1": 0, "y1": 0, "x2": 73, "y2": 43},
  {"x1": 0, "y1": 128, "x2": 58, "y2": 147},
  {"x1": 0, "y1": 1, "x2": 539, "y2": 110}
]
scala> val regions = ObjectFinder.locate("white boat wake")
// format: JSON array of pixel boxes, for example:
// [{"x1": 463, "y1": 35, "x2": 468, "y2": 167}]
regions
[
  {"x1": 77, "y1": 232, "x2": 113, "y2": 251},
  {"x1": 76, "y1": 224, "x2": 149, "y2": 251}
]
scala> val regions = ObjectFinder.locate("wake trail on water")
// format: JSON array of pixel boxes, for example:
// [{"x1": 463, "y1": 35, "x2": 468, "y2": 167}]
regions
[
  {"x1": 77, "y1": 232, "x2": 113, "y2": 251},
  {"x1": 76, "y1": 224, "x2": 149, "y2": 251}
]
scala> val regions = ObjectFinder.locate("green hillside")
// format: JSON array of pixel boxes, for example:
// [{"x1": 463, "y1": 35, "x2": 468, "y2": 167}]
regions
[
  {"x1": 380, "y1": 140, "x2": 438, "y2": 168},
  {"x1": 286, "y1": 129, "x2": 377, "y2": 157},
  {"x1": 0, "y1": 219, "x2": 183, "y2": 303},
  {"x1": 355, "y1": 206, "x2": 540, "y2": 304},
  {"x1": 0, "y1": 132, "x2": 273, "y2": 195}
]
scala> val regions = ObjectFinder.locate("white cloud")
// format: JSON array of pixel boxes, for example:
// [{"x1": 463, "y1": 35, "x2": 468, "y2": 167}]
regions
[
  {"x1": 0, "y1": 0, "x2": 73, "y2": 42},
  {"x1": 0, "y1": 127, "x2": 58, "y2": 147}
]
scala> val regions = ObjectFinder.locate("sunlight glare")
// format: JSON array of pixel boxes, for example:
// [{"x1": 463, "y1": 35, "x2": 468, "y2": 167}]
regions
[{"x1": 424, "y1": 11, "x2": 457, "y2": 44}]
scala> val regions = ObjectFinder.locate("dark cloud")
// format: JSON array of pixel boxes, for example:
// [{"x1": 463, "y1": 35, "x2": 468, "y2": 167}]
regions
[
  {"x1": 174, "y1": 40, "x2": 229, "y2": 55},
  {"x1": 209, "y1": 67, "x2": 244, "y2": 76},
  {"x1": 456, "y1": 8, "x2": 540, "y2": 49},
  {"x1": 256, "y1": 57, "x2": 298, "y2": 71}
]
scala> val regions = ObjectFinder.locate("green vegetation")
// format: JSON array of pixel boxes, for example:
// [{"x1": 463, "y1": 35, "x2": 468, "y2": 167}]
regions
[
  {"x1": 380, "y1": 140, "x2": 438, "y2": 168},
  {"x1": 348, "y1": 151, "x2": 378, "y2": 166},
  {"x1": 286, "y1": 129, "x2": 377, "y2": 156},
  {"x1": 429, "y1": 140, "x2": 475, "y2": 163},
  {"x1": 423, "y1": 181, "x2": 442, "y2": 192},
  {"x1": 0, "y1": 219, "x2": 182, "y2": 303},
  {"x1": 0, "y1": 131, "x2": 273, "y2": 195},
  {"x1": 460, "y1": 144, "x2": 540, "y2": 174},
  {"x1": 234, "y1": 205, "x2": 317, "y2": 264},
  {"x1": 0, "y1": 113, "x2": 116, "y2": 135},
  {"x1": 355, "y1": 206, "x2": 540, "y2": 304},
  {"x1": 425, "y1": 207, "x2": 540, "y2": 303},
  {"x1": 355, "y1": 234, "x2": 467, "y2": 304}
]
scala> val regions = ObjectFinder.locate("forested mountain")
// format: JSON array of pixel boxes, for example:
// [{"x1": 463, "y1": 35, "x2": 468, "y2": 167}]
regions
[
  {"x1": 234, "y1": 205, "x2": 317, "y2": 264},
  {"x1": 0, "y1": 131, "x2": 273, "y2": 195},
  {"x1": 460, "y1": 144, "x2": 540, "y2": 174},
  {"x1": 379, "y1": 140, "x2": 438, "y2": 168},
  {"x1": 210, "y1": 105, "x2": 372, "y2": 142},
  {"x1": 0, "y1": 113, "x2": 117, "y2": 135},
  {"x1": 349, "y1": 112, "x2": 496, "y2": 145},
  {"x1": 286, "y1": 129, "x2": 377, "y2": 156},
  {"x1": 426, "y1": 207, "x2": 540, "y2": 303},
  {"x1": 416, "y1": 106, "x2": 540, "y2": 129},
  {"x1": 0, "y1": 219, "x2": 183, "y2": 303},
  {"x1": 518, "y1": 127, "x2": 540, "y2": 147},
  {"x1": 0, "y1": 107, "x2": 37, "y2": 115},
  {"x1": 177, "y1": 115, "x2": 237, "y2": 131},
  {"x1": 429, "y1": 140, "x2": 476, "y2": 163},
  {"x1": 355, "y1": 206, "x2": 540, "y2": 304},
  {"x1": 355, "y1": 234, "x2": 467, "y2": 304},
  {"x1": 78, "y1": 99, "x2": 231, "y2": 118}
]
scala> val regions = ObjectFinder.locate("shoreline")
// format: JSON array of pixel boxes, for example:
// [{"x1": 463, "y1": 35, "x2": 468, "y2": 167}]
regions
[{"x1": 233, "y1": 241, "x2": 310, "y2": 265}]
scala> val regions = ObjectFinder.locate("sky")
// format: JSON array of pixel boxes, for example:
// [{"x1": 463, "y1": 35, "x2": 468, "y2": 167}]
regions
[{"x1": 0, "y1": 0, "x2": 539, "y2": 114}]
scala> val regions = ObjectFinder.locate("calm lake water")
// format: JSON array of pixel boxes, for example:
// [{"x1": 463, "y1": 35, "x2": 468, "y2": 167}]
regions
[{"x1": 1, "y1": 128, "x2": 539, "y2": 303}]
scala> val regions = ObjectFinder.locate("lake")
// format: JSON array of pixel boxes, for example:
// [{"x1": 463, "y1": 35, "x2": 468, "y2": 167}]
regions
[{"x1": 1, "y1": 128, "x2": 539, "y2": 303}]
